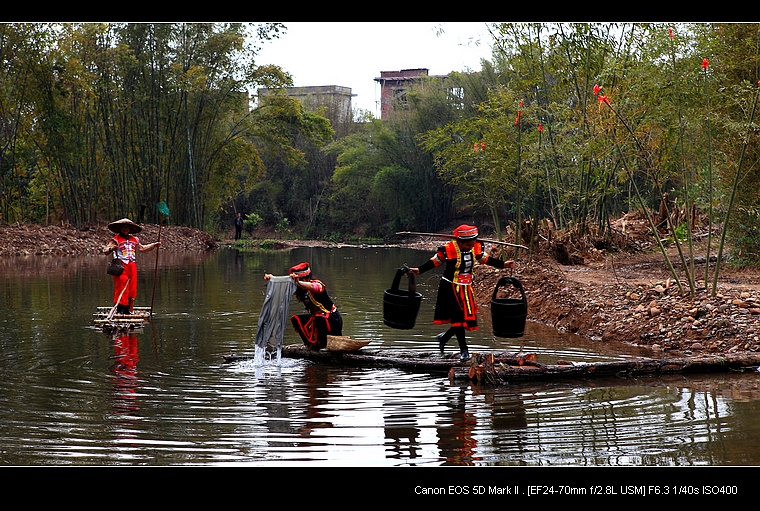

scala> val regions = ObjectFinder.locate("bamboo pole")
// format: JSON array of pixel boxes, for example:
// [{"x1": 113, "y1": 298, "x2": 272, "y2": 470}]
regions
[
  {"x1": 107, "y1": 278, "x2": 131, "y2": 321},
  {"x1": 395, "y1": 231, "x2": 529, "y2": 250},
  {"x1": 150, "y1": 217, "x2": 163, "y2": 315}
]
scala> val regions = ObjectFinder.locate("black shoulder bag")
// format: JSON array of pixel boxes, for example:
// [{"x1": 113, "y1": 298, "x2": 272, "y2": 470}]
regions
[{"x1": 107, "y1": 253, "x2": 124, "y2": 276}]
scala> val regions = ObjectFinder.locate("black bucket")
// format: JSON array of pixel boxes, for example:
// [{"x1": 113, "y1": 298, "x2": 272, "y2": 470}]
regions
[
  {"x1": 383, "y1": 267, "x2": 422, "y2": 330},
  {"x1": 491, "y1": 276, "x2": 528, "y2": 338}
]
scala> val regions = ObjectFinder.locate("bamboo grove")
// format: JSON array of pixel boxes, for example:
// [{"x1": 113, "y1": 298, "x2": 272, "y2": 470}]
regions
[
  {"x1": 0, "y1": 22, "x2": 309, "y2": 227},
  {"x1": 3, "y1": 23, "x2": 760, "y2": 285}
]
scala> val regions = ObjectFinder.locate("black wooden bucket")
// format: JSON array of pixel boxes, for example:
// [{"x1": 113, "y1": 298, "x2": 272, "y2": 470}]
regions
[
  {"x1": 383, "y1": 267, "x2": 422, "y2": 330},
  {"x1": 491, "y1": 276, "x2": 528, "y2": 338}
]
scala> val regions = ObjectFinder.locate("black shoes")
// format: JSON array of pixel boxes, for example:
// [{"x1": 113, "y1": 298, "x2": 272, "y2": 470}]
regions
[
  {"x1": 437, "y1": 332, "x2": 470, "y2": 361},
  {"x1": 436, "y1": 332, "x2": 447, "y2": 354}
]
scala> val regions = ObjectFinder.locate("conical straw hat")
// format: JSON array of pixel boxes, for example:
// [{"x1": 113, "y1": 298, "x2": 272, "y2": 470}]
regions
[{"x1": 107, "y1": 218, "x2": 142, "y2": 234}]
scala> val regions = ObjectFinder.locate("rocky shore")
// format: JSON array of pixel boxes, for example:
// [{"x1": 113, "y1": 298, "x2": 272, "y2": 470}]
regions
[
  {"x1": 474, "y1": 255, "x2": 760, "y2": 357},
  {"x1": 0, "y1": 222, "x2": 217, "y2": 256}
]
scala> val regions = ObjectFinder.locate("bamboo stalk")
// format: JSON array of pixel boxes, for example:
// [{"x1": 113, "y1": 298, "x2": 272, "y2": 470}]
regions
[{"x1": 150, "y1": 216, "x2": 163, "y2": 315}]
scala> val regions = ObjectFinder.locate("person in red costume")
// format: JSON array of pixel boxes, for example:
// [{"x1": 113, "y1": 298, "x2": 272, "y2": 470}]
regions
[
  {"x1": 410, "y1": 225, "x2": 514, "y2": 361},
  {"x1": 102, "y1": 218, "x2": 161, "y2": 314},
  {"x1": 265, "y1": 262, "x2": 343, "y2": 350}
]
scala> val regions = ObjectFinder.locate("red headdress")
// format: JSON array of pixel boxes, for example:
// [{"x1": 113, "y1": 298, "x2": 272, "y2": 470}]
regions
[
  {"x1": 453, "y1": 224, "x2": 479, "y2": 240},
  {"x1": 289, "y1": 262, "x2": 311, "y2": 278}
]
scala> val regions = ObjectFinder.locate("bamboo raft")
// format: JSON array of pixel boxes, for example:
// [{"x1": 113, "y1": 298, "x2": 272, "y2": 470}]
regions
[
  {"x1": 223, "y1": 345, "x2": 760, "y2": 385},
  {"x1": 93, "y1": 306, "x2": 151, "y2": 331}
]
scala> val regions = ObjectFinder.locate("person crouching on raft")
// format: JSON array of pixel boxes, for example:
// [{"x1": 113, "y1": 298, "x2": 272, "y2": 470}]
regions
[
  {"x1": 265, "y1": 262, "x2": 343, "y2": 351},
  {"x1": 409, "y1": 225, "x2": 514, "y2": 361}
]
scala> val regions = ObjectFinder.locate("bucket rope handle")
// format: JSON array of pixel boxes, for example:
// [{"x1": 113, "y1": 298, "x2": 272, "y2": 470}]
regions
[
  {"x1": 391, "y1": 265, "x2": 416, "y2": 297},
  {"x1": 492, "y1": 276, "x2": 528, "y2": 311}
]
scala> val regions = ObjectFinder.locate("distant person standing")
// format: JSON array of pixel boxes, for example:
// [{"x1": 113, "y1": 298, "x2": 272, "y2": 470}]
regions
[{"x1": 234, "y1": 212, "x2": 243, "y2": 240}]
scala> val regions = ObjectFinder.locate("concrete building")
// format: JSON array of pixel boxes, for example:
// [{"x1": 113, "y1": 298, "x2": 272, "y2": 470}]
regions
[
  {"x1": 257, "y1": 85, "x2": 355, "y2": 132},
  {"x1": 374, "y1": 68, "x2": 447, "y2": 119}
]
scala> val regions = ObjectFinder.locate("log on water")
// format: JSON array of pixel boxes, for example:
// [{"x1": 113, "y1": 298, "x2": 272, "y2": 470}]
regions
[
  {"x1": 224, "y1": 346, "x2": 463, "y2": 371},
  {"x1": 282, "y1": 346, "x2": 545, "y2": 373},
  {"x1": 225, "y1": 346, "x2": 543, "y2": 373},
  {"x1": 449, "y1": 353, "x2": 760, "y2": 383},
  {"x1": 224, "y1": 346, "x2": 760, "y2": 384}
]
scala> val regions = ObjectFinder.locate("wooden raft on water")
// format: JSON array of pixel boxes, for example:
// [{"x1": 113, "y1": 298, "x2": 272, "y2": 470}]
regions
[
  {"x1": 223, "y1": 343, "x2": 760, "y2": 384},
  {"x1": 93, "y1": 306, "x2": 151, "y2": 330}
]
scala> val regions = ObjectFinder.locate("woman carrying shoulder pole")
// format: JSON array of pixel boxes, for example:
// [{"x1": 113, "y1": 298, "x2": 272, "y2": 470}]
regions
[{"x1": 410, "y1": 224, "x2": 514, "y2": 361}]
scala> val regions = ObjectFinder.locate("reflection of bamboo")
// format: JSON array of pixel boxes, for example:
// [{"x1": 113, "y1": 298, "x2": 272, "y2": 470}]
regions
[
  {"x1": 107, "y1": 278, "x2": 130, "y2": 320},
  {"x1": 395, "y1": 231, "x2": 528, "y2": 250}
]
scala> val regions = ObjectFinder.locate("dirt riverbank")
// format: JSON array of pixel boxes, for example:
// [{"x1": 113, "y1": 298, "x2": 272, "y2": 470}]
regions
[{"x1": 3, "y1": 220, "x2": 759, "y2": 357}]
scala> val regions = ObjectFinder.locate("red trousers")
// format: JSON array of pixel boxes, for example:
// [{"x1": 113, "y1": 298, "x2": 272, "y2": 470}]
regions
[
  {"x1": 291, "y1": 310, "x2": 343, "y2": 349},
  {"x1": 112, "y1": 261, "x2": 137, "y2": 305}
]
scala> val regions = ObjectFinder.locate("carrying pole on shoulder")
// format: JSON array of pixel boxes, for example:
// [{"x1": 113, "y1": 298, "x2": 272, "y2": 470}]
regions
[{"x1": 395, "y1": 231, "x2": 529, "y2": 250}]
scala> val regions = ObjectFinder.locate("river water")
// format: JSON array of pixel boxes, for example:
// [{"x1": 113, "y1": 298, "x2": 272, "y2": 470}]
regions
[{"x1": 2, "y1": 245, "x2": 760, "y2": 475}]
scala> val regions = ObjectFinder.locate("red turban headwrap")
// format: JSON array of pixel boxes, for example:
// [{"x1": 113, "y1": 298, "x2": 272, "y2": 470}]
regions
[
  {"x1": 453, "y1": 225, "x2": 479, "y2": 240},
  {"x1": 290, "y1": 262, "x2": 311, "y2": 277}
]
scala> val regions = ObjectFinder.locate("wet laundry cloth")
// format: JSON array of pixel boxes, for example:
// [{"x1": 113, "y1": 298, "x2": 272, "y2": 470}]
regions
[{"x1": 255, "y1": 275, "x2": 297, "y2": 350}]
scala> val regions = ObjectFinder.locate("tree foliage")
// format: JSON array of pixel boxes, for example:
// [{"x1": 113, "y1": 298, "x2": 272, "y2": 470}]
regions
[
  {"x1": 3, "y1": 21, "x2": 760, "y2": 280},
  {"x1": 1, "y1": 22, "x2": 293, "y2": 229}
]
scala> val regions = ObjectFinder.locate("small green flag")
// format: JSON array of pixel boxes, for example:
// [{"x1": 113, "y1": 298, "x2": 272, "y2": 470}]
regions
[{"x1": 157, "y1": 201, "x2": 170, "y2": 217}]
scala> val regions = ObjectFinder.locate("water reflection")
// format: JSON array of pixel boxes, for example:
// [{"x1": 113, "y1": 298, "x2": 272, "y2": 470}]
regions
[
  {"x1": 436, "y1": 386, "x2": 480, "y2": 465},
  {"x1": 1, "y1": 247, "x2": 760, "y2": 467},
  {"x1": 110, "y1": 330, "x2": 139, "y2": 415}
]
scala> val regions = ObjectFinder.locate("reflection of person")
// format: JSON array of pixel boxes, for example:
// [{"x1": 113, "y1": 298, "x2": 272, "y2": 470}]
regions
[
  {"x1": 110, "y1": 331, "x2": 139, "y2": 414},
  {"x1": 384, "y1": 410, "x2": 421, "y2": 460},
  {"x1": 265, "y1": 262, "x2": 343, "y2": 350},
  {"x1": 102, "y1": 218, "x2": 161, "y2": 314},
  {"x1": 234, "y1": 212, "x2": 243, "y2": 240},
  {"x1": 111, "y1": 331, "x2": 139, "y2": 375},
  {"x1": 410, "y1": 225, "x2": 514, "y2": 361},
  {"x1": 436, "y1": 386, "x2": 478, "y2": 465},
  {"x1": 296, "y1": 364, "x2": 335, "y2": 438}
]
